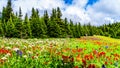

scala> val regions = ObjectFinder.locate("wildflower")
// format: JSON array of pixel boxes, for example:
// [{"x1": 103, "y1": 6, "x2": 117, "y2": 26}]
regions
[
  {"x1": 1, "y1": 57, "x2": 7, "y2": 60},
  {"x1": 23, "y1": 55, "x2": 27, "y2": 58},
  {"x1": 13, "y1": 48, "x2": 19, "y2": 52},
  {"x1": 23, "y1": 46, "x2": 27, "y2": 49},
  {"x1": 69, "y1": 55, "x2": 74, "y2": 62},
  {"x1": 32, "y1": 56, "x2": 37, "y2": 59},
  {"x1": 0, "y1": 48, "x2": 10, "y2": 54},
  {"x1": 105, "y1": 46, "x2": 109, "y2": 49},
  {"x1": 93, "y1": 50, "x2": 98, "y2": 55},
  {"x1": 62, "y1": 55, "x2": 69, "y2": 62},
  {"x1": 5, "y1": 53, "x2": 11, "y2": 57},
  {"x1": 88, "y1": 64, "x2": 95, "y2": 68},
  {"x1": 16, "y1": 50, "x2": 22, "y2": 57},
  {"x1": 102, "y1": 64, "x2": 106, "y2": 68},
  {"x1": 5, "y1": 46, "x2": 11, "y2": 50},
  {"x1": 82, "y1": 59, "x2": 86, "y2": 66},
  {"x1": 77, "y1": 48, "x2": 83, "y2": 52},
  {"x1": 74, "y1": 66, "x2": 79, "y2": 68},
  {"x1": 99, "y1": 51, "x2": 106, "y2": 57},
  {"x1": 104, "y1": 61, "x2": 108, "y2": 65},
  {"x1": 76, "y1": 54, "x2": 82, "y2": 61},
  {"x1": 34, "y1": 56, "x2": 38, "y2": 59}
]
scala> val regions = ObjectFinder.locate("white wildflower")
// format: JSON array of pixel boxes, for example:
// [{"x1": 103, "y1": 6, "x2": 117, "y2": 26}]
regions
[
  {"x1": 5, "y1": 53, "x2": 11, "y2": 57},
  {"x1": 34, "y1": 56, "x2": 38, "y2": 59},
  {"x1": 23, "y1": 55, "x2": 27, "y2": 58},
  {"x1": 23, "y1": 46, "x2": 27, "y2": 49},
  {"x1": 5, "y1": 46, "x2": 11, "y2": 50},
  {"x1": 1, "y1": 57, "x2": 7, "y2": 60},
  {"x1": 13, "y1": 48, "x2": 19, "y2": 51},
  {"x1": 27, "y1": 51, "x2": 33, "y2": 54}
]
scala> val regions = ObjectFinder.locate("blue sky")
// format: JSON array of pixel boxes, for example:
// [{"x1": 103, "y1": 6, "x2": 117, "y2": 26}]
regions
[
  {"x1": 64, "y1": 0, "x2": 98, "y2": 5},
  {"x1": 64, "y1": 0, "x2": 73, "y2": 5},
  {"x1": 0, "y1": 0, "x2": 120, "y2": 25},
  {"x1": 87, "y1": 0, "x2": 99, "y2": 5}
]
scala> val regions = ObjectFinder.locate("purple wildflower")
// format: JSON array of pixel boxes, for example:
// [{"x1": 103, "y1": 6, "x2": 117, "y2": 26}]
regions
[
  {"x1": 16, "y1": 50, "x2": 22, "y2": 57},
  {"x1": 102, "y1": 64, "x2": 106, "y2": 68},
  {"x1": 105, "y1": 46, "x2": 109, "y2": 49}
]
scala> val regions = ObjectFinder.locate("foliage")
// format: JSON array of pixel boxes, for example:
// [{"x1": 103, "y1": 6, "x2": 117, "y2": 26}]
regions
[{"x1": 0, "y1": 0, "x2": 120, "y2": 39}]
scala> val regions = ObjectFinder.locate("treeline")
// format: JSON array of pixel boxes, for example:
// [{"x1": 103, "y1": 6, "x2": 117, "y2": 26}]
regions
[{"x1": 0, "y1": 0, "x2": 120, "y2": 39}]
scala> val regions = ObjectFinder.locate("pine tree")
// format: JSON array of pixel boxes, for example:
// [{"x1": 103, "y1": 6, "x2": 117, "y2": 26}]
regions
[
  {"x1": 78, "y1": 22, "x2": 82, "y2": 36},
  {"x1": 43, "y1": 10, "x2": 49, "y2": 37},
  {"x1": 48, "y1": 20, "x2": 61, "y2": 37},
  {"x1": 1, "y1": 7, "x2": 6, "y2": 23},
  {"x1": 64, "y1": 18, "x2": 71, "y2": 37},
  {"x1": 23, "y1": 13, "x2": 32, "y2": 38},
  {"x1": 0, "y1": 20, "x2": 4, "y2": 37},
  {"x1": 43, "y1": 10, "x2": 49, "y2": 26},
  {"x1": 5, "y1": 17, "x2": 16, "y2": 38},
  {"x1": 74, "y1": 23, "x2": 81, "y2": 38},
  {"x1": 3, "y1": 0, "x2": 13, "y2": 22},
  {"x1": 18, "y1": 7, "x2": 22, "y2": 21},
  {"x1": 50, "y1": 8, "x2": 57, "y2": 21},
  {"x1": 69, "y1": 20, "x2": 75, "y2": 37},
  {"x1": 57, "y1": 7, "x2": 62, "y2": 19}
]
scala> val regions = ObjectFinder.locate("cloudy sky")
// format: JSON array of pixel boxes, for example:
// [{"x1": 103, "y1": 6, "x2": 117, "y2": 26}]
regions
[{"x1": 0, "y1": 0, "x2": 120, "y2": 25}]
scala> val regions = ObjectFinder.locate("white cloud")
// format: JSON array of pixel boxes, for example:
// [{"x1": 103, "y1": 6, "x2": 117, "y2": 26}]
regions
[
  {"x1": 63, "y1": 6, "x2": 91, "y2": 24},
  {"x1": 86, "y1": 0, "x2": 120, "y2": 25},
  {"x1": 12, "y1": 0, "x2": 65, "y2": 16},
  {"x1": 0, "y1": 0, "x2": 120, "y2": 25},
  {"x1": 62, "y1": 0, "x2": 90, "y2": 24},
  {"x1": 0, "y1": 0, "x2": 7, "y2": 11}
]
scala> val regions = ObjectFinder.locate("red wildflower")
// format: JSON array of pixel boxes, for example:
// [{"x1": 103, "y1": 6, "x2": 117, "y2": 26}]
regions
[
  {"x1": 72, "y1": 49, "x2": 77, "y2": 53},
  {"x1": 56, "y1": 52, "x2": 61, "y2": 55},
  {"x1": 74, "y1": 66, "x2": 79, "y2": 68},
  {"x1": 62, "y1": 55, "x2": 69, "y2": 62},
  {"x1": 104, "y1": 61, "x2": 108, "y2": 65},
  {"x1": 99, "y1": 51, "x2": 106, "y2": 57},
  {"x1": 93, "y1": 50, "x2": 98, "y2": 55},
  {"x1": 32, "y1": 56, "x2": 35, "y2": 59},
  {"x1": 65, "y1": 48, "x2": 70, "y2": 51},
  {"x1": 89, "y1": 54, "x2": 94, "y2": 59},
  {"x1": 77, "y1": 48, "x2": 83, "y2": 52},
  {"x1": 70, "y1": 57, "x2": 74, "y2": 62},
  {"x1": 76, "y1": 54, "x2": 82, "y2": 61},
  {"x1": 84, "y1": 54, "x2": 89, "y2": 60},
  {"x1": 114, "y1": 53, "x2": 119, "y2": 57},
  {"x1": 0, "y1": 48, "x2": 11, "y2": 54},
  {"x1": 114, "y1": 57, "x2": 119, "y2": 61},
  {"x1": 62, "y1": 55, "x2": 74, "y2": 62},
  {"x1": 110, "y1": 62, "x2": 112, "y2": 65},
  {"x1": 88, "y1": 64, "x2": 96, "y2": 68},
  {"x1": 82, "y1": 59, "x2": 86, "y2": 66},
  {"x1": 0, "y1": 59, "x2": 5, "y2": 64}
]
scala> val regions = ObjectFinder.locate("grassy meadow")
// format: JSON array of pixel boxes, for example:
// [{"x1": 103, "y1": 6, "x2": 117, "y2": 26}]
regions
[{"x1": 0, "y1": 36, "x2": 120, "y2": 68}]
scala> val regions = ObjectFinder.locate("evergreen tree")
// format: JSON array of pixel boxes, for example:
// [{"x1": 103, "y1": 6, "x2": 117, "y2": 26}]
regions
[
  {"x1": 18, "y1": 7, "x2": 22, "y2": 21},
  {"x1": 78, "y1": 22, "x2": 82, "y2": 36},
  {"x1": 47, "y1": 20, "x2": 61, "y2": 37},
  {"x1": 64, "y1": 18, "x2": 71, "y2": 37},
  {"x1": 3, "y1": 0, "x2": 13, "y2": 22},
  {"x1": 57, "y1": 7, "x2": 62, "y2": 19},
  {"x1": 5, "y1": 17, "x2": 16, "y2": 38},
  {"x1": 0, "y1": 20, "x2": 4, "y2": 37},
  {"x1": 43, "y1": 10, "x2": 49, "y2": 36},
  {"x1": 48, "y1": 8, "x2": 62, "y2": 37},
  {"x1": 23, "y1": 13, "x2": 32, "y2": 38},
  {"x1": 1, "y1": 7, "x2": 6, "y2": 23},
  {"x1": 69, "y1": 20, "x2": 75, "y2": 37}
]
